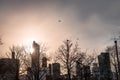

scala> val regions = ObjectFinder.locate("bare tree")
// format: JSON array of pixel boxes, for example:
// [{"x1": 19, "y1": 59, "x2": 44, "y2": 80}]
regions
[
  {"x1": 56, "y1": 39, "x2": 79, "y2": 80},
  {"x1": 5, "y1": 41, "x2": 48, "y2": 80},
  {"x1": 6, "y1": 45, "x2": 31, "y2": 74},
  {"x1": 76, "y1": 51, "x2": 96, "y2": 80},
  {"x1": 55, "y1": 39, "x2": 96, "y2": 80},
  {"x1": 77, "y1": 51, "x2": 96, "y2": 66}
]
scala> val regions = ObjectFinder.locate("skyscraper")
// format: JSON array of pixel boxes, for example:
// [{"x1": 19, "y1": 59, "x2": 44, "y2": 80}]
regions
[
  {"x1": 52, "y1": 63, "x2": 60, "y2": 79},
  {"x1": 92, "y1": 63, "x2": 100, "y2": 80},
  {"x1": 83, "y1": 65, "x2": 91, "y2": 80},
  {"x1": 76, "y1": 61, "x2": 83, "y2": 80},
  {"x1": 31, "y1": 41, "x2": 40, "y2": 80},
  {"x1": 98, "y1": 52, "x2": 112, "y2": 80}
]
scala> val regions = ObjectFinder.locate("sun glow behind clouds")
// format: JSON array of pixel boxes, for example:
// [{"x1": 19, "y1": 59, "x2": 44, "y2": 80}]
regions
[
  {"x1": 18, "y1": 26, "x2": 39, "y2": 54},
  {"x1": 22, "y1": 38, "x2": 35, "y2": 54},
  {"x1": 30, "y1": 46, "x2": 34, "y2": 53}
]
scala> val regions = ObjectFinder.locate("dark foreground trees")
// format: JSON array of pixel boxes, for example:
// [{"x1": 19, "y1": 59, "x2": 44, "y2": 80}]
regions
[
  {"x1": 56, "y1": 39, "x2": 96, "y2": 80},
  {"x1": 1, "y1": 39, "x2": 96, "y2": 80},
  {"x1": 5, "y1": 42, "x2": 47, "y2": 80},
  {"x1": 6, "y1": 45, "x2": 31, "y2": 74}
]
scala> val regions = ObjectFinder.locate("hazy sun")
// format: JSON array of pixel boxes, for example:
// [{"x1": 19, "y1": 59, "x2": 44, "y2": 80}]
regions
[
  {"x1": 22, "y1": 37, "x2": 38, "y2": 54},
  {"x1": 30, "y1": 47, "x2": 34, "y2": 53}
]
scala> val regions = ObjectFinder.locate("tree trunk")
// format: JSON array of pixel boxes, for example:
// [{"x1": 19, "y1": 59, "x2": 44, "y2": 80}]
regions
[{"x1": 67, "y1": 68, "x2": 71, "y2": 80}]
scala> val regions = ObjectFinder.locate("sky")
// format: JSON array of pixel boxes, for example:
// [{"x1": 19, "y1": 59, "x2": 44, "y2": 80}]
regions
[{"x1": 0, "y1": 0, "x2": 120, "y2": 56}]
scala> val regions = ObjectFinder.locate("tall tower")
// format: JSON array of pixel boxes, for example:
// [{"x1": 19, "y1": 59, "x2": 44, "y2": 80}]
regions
[{"x1": 31, "y1": 41, "x2": 40, "y2": 80}]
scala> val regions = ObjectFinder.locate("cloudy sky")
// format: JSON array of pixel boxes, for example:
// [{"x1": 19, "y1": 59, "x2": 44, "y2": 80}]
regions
[{"x1": 0, "y1": 0, "x2": 120, "y2": 55}]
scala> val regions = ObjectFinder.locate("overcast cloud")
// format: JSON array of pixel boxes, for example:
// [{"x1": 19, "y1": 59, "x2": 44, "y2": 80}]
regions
[{"x1": 0, "y1": 0, "x2": 120, "y2": 55}]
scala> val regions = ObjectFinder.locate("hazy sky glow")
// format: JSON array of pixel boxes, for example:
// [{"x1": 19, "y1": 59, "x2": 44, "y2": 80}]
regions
[{"x1": 0, "y1": 0, "x2": 120, "y2": 55}]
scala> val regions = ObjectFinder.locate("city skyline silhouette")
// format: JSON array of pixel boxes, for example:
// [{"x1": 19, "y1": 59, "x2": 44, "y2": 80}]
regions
[{"x1": 0, "y1": 0, "x2": 120, "y2": 80}]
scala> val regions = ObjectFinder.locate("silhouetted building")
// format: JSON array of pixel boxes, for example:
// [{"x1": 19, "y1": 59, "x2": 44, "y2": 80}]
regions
[
  {"x1": 31, "y1": 41, "x2": 40, "y2": 80},
  {"x1": 92, "y1": 63, "x2": 100, "y2": 80},
  {"x1": 42, "y1": 57, "x2": 47, "y2": 68},
  {"x1": 44, "y1": 64, "x2": 52, "y2": 80},
  {"x1": 76, "y1": 61, "x2": 83, "y2": 80},
  {"x1": 98, "y1": 52, "x2": 112, "y2": 80},
  {"x1": 48, "y1": 64, "x2": 52, "y2": 76},
  {"x1": 27, "y1": 41, "x2": 51, "y2": 80},
  {"x1": 76, "y1": 61, "x2": 91, "y2": 80},
  {"x1": 0, "y1": 52, "x2": 19, "y2": 80},
  {"x1": 83, "y1": 65, "x2": 91, "y2": 80},
  {"x1": 31, "y1": 41, "x2": 40, "y2": 68},
  {"x1": 39, "y1": 68, "x2": 49, "y2": 80},
  {"x1": 27, "y1": 41, "x2": 63, "y2": 80},
  {"x1": 52, "y1": 63, "x2": 60, "y2": 80}
]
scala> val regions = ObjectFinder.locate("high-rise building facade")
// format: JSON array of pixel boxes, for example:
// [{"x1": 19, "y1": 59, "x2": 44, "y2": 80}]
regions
[
  {"x1": 98, "y1": 52, "x2": 112, "y2": 80},
  {"x1": 92, "y1": 63, "x2": 100, "y2": 80},
  {"x1": 83, "y1": 65, "x2": 91, "y2": 80},
  {"x1": 76, "y1": 61, "x2": 83, "y2": 80},
  {"x1": 0, "y1": 52, "x2": 19, "y2": 80},
  {"x1": 31, "y1": 41, "x2": 40, "y2": 80},
  {"x1": 31, "y1": 41, "x2": 40, "y2": 68},
  {"x1": 52, "y1": 63, "x2": 60, "y2": 79}
]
